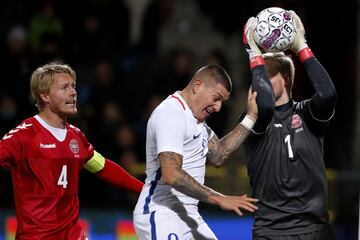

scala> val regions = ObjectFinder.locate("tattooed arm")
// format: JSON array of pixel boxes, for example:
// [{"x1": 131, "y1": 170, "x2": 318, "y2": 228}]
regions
[
  {"x1": 159, "y1": 151, "x2": 258, "y2": 215},
  {"x1": 160, "y1": 151, "x2": 219, "y2": 203},
  {"x1": 207, "y1": 87, "x2": 258, "y2": 167},
  {"x1": 207, "y1": 123, "x2": 252, "y2": 167}
]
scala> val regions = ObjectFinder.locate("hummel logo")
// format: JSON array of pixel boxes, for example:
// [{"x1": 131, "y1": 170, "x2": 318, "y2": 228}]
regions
[
  {"x1": 193, "y1": 133, "x2": 201, "y2": 139},
  {"x1": 40, "y1": 143, "x2": 56, "y2": 149}
]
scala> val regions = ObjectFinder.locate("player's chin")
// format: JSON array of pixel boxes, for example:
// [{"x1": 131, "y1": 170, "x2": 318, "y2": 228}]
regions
[
  {"x1": 66, "y1": 108, "x2": 78, "y2": 115},
  {"x1": 198, "y1": 112, "x2": 210, "y2": 122}
]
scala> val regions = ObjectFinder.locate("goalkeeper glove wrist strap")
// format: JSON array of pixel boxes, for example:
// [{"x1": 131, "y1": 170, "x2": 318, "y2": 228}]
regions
[
  {"x1": 298, "y1": 47, "x2": 314, "y2": 63},
  {"x1": 250, "y1": 56, "x2": 265, "y2": 69}
]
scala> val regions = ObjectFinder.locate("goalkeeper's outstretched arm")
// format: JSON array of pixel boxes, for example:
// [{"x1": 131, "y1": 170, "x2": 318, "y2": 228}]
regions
[{"x1": 289, "y1": 10, "x2": 337, "y2": 120}]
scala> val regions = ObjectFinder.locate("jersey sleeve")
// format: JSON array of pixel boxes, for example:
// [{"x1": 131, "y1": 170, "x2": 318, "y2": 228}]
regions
[
  {"x1": 151, "y1": 105, "x2": 187, "y2": 156},
  {"x1": 80, "y1": 136, "x2": 102, "y2": 172},
  {"x1": 295, "y1": 100, "x2": 330, "y2": 136},
  {"x1": 303, "y1": 57, "x2": 337, "y2": 121},
  {"x1": 204, "y1": 123, "x2": 215, "y2": 140},
  {"x1": 0, "y1": 136, "x2": 17, "y2": 169},
  {"x1": 238, "y1": 111, "x2": 266, "y2": 144},
  {"x1": 0, "y1": 124, "x2": 28, "y2": 169},
  {"x1": 251, "y1": 65, "x2": 276, "y2": 133},
  {"x1": 94, "y1": 159, "x2": 143, "y2": 193}
]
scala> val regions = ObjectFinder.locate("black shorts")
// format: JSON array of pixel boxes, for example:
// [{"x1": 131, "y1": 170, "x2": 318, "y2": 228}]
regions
[{"x1": 253, "y1": 226, "x2": 336, "y2": 240}]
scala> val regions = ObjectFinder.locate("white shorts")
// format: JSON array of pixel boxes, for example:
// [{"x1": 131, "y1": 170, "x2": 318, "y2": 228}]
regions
[{"x1": 133, "y1": 208, "x2": 218, "y2": 240}]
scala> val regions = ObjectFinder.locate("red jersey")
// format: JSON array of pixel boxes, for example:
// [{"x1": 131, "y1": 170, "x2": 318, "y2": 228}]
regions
[{"x1": 0, "y1": 116, "x2": 93, "y2": 240}]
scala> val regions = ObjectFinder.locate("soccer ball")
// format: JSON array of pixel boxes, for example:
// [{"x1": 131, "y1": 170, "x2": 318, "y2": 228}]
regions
[{"x1": 253, "y1": 7, "x2": 296, "y2": 52}]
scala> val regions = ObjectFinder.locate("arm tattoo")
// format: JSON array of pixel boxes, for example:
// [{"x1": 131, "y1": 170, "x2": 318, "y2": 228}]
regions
[
  {"x1": 207, "y1": 123, "x2": 250, "y2": 166},
  {"x1": 159, "y1": 152, "x2": 219, "y2": 203}
]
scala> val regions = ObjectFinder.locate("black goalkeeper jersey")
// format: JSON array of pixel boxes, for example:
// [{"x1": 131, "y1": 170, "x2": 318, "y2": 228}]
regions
[{"x1": 245, "y1": 100, "x2": 332, "y2": 236}]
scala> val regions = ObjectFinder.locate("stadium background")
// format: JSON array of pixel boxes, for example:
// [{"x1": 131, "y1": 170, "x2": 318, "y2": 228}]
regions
[{"x1": 0, "y1": 0, "x2": 358, "y2": 239}]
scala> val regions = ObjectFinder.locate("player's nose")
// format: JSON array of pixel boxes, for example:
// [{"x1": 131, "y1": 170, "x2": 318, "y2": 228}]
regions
[
  {"x1": 69, "y1": 87, "x2": 77, "y2": 96},
  {"x1": 214, "y1": 101, "x2": 222, "y2": 112}
]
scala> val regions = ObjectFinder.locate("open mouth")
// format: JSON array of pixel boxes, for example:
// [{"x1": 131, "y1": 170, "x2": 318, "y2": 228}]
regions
[{"x1": 66, "y1": 100, "x2": 76, "y2": 106}]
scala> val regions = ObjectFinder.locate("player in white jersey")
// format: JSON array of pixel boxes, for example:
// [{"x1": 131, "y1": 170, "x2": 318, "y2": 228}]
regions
[{"x1": 134, "y1": 64, "x2": 259, "y2": 239}]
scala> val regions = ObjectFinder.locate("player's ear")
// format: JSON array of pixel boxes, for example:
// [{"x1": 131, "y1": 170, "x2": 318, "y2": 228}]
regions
[
  {"x1": 281, "y1": 73, "x2": 292, "y2": 95},
  {"x1": 39, "y1": 92, "x2": 50, "y2": 104},
  {"x1": 283, "y1": 73, "x2": 291, "y2": 86},
  {"x1": 193, "y1": 79, "x2": 202, "y2": 94}
]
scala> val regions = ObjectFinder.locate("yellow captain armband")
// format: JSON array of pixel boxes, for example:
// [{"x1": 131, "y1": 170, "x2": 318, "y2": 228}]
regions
[{"x1": 84, "y1": 151, "x2": 105, "y2": 173}]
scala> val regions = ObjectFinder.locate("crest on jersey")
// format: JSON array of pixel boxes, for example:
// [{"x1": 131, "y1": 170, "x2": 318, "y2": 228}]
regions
[
  {"x1": 69, "y1": 139, "x2": 79, "y2": 154},
  {"x1": 291, "y1": 114, "x2": 302, "y2": 129}
]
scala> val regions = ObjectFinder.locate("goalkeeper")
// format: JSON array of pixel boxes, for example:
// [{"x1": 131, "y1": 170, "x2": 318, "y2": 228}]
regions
[{"x1": 240, "y1": 10, "x2": 337, "y2": 240}]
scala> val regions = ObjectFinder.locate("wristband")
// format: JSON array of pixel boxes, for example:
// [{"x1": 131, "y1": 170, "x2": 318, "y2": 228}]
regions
[
  {"x1": 298, "y1": 47, "x2": 314, "y2": 63},
  {"x1": 249, "y1": 56, "x2": 265, "y2": 69},
  {"x1": 240, "y1": 114, "x2": 255, "y2": 130}
]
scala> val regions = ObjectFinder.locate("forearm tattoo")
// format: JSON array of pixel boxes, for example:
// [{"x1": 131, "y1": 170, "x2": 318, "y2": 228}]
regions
[
  {"x1": 159, "y1": 152, "x2": 218, "y2": 203},
  {"x1": 207, "y1": 123, "x2": 250, "y2": 166}
]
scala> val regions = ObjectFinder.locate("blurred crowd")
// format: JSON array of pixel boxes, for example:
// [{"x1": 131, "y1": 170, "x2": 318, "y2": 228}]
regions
[{"x1": 0, "y1": 2, "x2": 358, "y2": 233}]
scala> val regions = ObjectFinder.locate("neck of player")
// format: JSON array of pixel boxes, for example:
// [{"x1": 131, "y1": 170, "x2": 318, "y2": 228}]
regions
[{"x1": 38, "y1": 110, "x2": 67, "y2": 129}]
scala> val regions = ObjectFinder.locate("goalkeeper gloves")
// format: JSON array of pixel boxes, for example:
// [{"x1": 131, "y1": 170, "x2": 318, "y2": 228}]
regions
[
  {"x1": 243, "y1": 17, "x2": 264, "y2": 69},
  {"x1": 289, "y1": 10, "x2": 314, "y2": 62}
]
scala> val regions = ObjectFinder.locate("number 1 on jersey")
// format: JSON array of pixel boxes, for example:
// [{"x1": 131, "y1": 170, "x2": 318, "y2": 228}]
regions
[
  {"x1": 284, "y1": 135, "x2": 294, "y2": 159},
  {"x1": 58, "y1": 165, "x2": 68, "y2": 188}
]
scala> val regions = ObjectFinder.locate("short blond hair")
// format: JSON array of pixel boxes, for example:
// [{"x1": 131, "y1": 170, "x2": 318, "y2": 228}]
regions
[{"x1": 30, "y1": 62, "x2": 76, "y2": 111}]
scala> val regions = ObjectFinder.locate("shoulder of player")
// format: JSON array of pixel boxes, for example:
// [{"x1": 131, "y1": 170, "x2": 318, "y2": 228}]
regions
[
  {"x1": 65, "y1": 123, "x2": 91, "y2": 146},
  {"x1": 2, "y1": 117, "x2": 37, "y2": 140},
  {"x1": 152, "y1": 98, "x2": 186, "y2": 118},
  {"x1": 293, "y1": 99, "x2": 310, "y2": 112},
  {"x1": 66, "y1": 123, "x2": 86, "y2": 136}
]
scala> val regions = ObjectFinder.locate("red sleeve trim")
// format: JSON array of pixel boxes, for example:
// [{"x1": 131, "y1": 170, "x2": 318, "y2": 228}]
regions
[
  {"x1": 250, "y1": 56, "x2": 265, "y2": 69},
  {"x1": 298, "y1": 47, "x2": 314, "y2": 63}
]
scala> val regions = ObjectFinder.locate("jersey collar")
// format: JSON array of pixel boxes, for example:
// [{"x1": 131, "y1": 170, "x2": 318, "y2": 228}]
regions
[
  {"x1": 276, "y1": 100, "x2": 293, "y2": 112},
  {"x1": 171, "y1": 91, "x2": 189, "y2": 111}
]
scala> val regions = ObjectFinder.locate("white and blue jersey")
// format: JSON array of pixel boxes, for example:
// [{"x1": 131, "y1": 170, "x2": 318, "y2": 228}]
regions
[{"x1": 133, "y1": 91, "x2": 217, "y2": 240}]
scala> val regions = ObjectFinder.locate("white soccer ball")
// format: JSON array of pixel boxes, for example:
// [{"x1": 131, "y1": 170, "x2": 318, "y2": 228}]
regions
[{"x1": 253, "y1": 7, "x2": 296, "y2": 52}]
